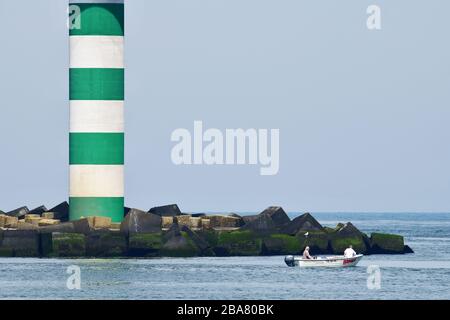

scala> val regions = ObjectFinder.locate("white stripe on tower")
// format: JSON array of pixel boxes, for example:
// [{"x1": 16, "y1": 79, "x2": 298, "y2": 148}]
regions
[
  {"x1": 70, "y1": 101, "x2": 124, "y2": 133},
  {"x1": 70, "y1": 36, "x2": 124, "y2": 68},
  {"x1": 70, "y1": 165, "x2": 124, "y2": 197}
]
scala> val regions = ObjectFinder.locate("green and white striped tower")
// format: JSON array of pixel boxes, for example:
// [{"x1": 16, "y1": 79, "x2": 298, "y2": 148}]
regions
[{"x1": 69, "y1": 0, "x2": 124, "y2": 222}]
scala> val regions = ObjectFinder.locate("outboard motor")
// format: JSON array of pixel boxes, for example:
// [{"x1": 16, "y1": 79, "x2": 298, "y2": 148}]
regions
[{"x1": 284, "y1": 255, "x2": 296, "y2": 267}]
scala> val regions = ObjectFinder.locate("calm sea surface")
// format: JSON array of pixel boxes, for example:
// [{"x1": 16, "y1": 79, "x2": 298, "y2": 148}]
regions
[{"x1": 0, "y1": 213, "x2": 449, "y2": 300}]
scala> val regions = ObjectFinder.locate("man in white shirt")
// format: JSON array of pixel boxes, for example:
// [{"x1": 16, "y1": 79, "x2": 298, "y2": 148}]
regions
[
  {"x1": 303, "y1": 246, "x2": 313, "y2": 259},
  {"x1": 344, "y1": 245, "x2": 357, "y2": 258}
]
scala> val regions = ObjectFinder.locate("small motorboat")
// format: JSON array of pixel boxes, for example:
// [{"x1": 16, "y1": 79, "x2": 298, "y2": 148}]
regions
[{"x1": 284, "y1": 254, "x2": 363, "y2": 268}]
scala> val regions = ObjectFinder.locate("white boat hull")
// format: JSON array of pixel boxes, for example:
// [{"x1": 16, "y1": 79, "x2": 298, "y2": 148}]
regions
[{"x1": 285, "y1": 254, "x2": 363, "y2": 268}]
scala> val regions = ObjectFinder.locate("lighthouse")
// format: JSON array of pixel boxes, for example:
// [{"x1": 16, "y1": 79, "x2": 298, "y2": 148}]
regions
[{"x1": 68, "y1": 0, "x2": 125, "y2": 222}]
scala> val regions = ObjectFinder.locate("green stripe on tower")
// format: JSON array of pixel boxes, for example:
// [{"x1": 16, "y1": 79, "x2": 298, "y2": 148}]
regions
[
  {"x1": 70, "y1": 68, "x2": 124, "y2": 100},
  {"x1": 69, "y1": 197, "x2": 124, "y2": 222},
  {"x1": 70, "y1": 133, "x2": 124, "y2": 165},
  {"x1": 69, "y1": 0, "x2": 124, "y2": 222},
  {"x1": 69, "y1": 4, "x2": 124, "y2": 36}
]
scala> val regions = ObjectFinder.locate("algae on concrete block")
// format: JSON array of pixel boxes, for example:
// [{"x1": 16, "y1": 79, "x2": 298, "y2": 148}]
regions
[
  {"x1": 160, "y1": 231, "x2": 200, "y2": 257},
  {"x1": 196, "y1": 230, "x2": 219, "y2": 247},
  {"x1": 44, "y1": 233, "x2": 86, "y2": 257},
  {"x1": 128, "y1": 233, "x2": 162, "y2": 257},
  {"x1": 370, "y1": 233, "x2": 404, "y2": 253},
  {"x1": 86, "y1": 231, "x2": 128, "y2": 257},
  {"x1": 215, "y1": 230, "x2": 263, "y2": 256},
  {"x1": 262, "y1": 234, "x2": 301, "y2": 255}
]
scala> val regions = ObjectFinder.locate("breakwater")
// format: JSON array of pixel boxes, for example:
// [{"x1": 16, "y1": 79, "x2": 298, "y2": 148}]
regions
[{"x1": 0, "y1": 204, "x2": 413, "y2": 258}]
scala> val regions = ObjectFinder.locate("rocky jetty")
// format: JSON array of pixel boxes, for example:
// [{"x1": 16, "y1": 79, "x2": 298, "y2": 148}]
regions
[{"x1": 0, "y1": 204, "x2": 413, "y2": 258}]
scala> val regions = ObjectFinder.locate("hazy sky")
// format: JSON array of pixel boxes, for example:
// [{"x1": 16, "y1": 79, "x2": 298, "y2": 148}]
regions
[{"x1": 0, "y1": 0, "x2": 449, "y2": 213}]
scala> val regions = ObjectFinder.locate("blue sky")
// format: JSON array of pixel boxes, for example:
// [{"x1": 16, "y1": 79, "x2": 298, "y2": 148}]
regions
[{"x1": 0, "y1": 0, "x2": 449, "y2": 213}]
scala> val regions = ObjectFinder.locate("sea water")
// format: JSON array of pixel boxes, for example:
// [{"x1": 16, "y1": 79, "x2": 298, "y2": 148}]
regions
[{"x1": 0, "y1": 213, "x2": 449, "y2": 300}]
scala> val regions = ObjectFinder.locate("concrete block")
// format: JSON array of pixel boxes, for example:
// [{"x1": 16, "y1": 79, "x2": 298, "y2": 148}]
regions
[
  {"x1": 25, "y1": 214, "x2": 41, "y2": 219},
  {"x1": 160, "y1": 224, "x2": 202, "y2": 257},
  {"x1": 176, "y1": 215, "x2": 191, "y2": 227},
  {"x1": 25, "y1": 216, "x2": 42, "y2": 226},
  {"x1": 6, "y1": 206, "x2": 29, "y2": 218},
  {"x1": 47, "y1": 202, "x2": 69, "y2": 222},
  {"x1": 72, "y1": 218, "x2": 94, "y2": 235},
  {"x1": 17, "y1": 221, "x2": 39, "y2": 230},
  {"x1": 161, "y1": 216, "x2": 174, "y2": 229},
  {"x1": 29, "y1": 206, "x2": 47, "y2": 216},
  {"x1": 41, "y1": 232, "x2": 86, "y2": 257},
  {"x1": 0, "y1": 215, "x2": 6, "y2": 228},
  {"x1": 39, "y1": 222, "x2": 76, "y2": 234},
  {"x1": 201, "y1": 219, "x2": 211, "y2": 229},
  {"x1": 120, "y1": 209, "x2": 161, "y2": 235},
  {"x1": 86, "y1": 230, "x2": 127, "y2": 257},
  {"x1": 370, "y1": 233, "x2": 404, "y2": 254},
  {"x1": 38, "y1": 219, "x2": 61, "y2": 226},
  {"x1": 148, "y1": 204, "x2": 182, "y2": 216},
  {"x1": 189, "y1": 217, "x2": 202, "y2": 229},
  {"x1": 128, "y1": 233, "x2": 162, "y2": 257},
  {"x1": 93, "y1": 216, "x2": 112, "y2": 229},
  {"x1": 110, "y1": 222, "x2": 121, "y2": 230},
  {"x1": 42, "y1": 212, "x2": 55, "y2": 219},
  {"x1": 1, "y1": 230, "x2": 40, "y2": 257},
  {"x1": 4, "y1": 216, "x2": 18, "y2": 229},
  {"x1": 77, "y1": 216, "x2": 112, "y2": 230},
  {"x1": 208, "y1": 215, "x2": 243, "y2": 228}
]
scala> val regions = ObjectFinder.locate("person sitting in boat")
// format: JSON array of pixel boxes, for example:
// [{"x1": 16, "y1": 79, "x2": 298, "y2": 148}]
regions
[
  {"x1": 344, "y1": 245, "x2": 357, "y2": 258},
  {"x1": 303, "y1": 246, "x2": 313, "y2": 259}
]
